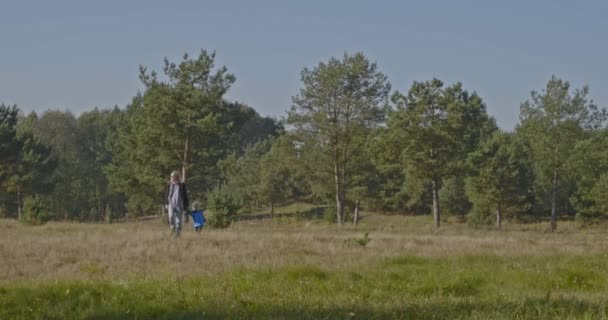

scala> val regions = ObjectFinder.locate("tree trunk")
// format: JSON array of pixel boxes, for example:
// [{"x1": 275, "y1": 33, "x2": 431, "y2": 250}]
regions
[
  {"x1": 98, "y1": 185, "x2": 102, "y2": 222},
  {"x1": 106, "y1": 203, "x2": 113, "y2": 224},
  {"x1": 270, "y1": 201, "x2": 274, "y2": 219},
  {"x1": 496, "y1": 203, "x2": 502, "y2": 230},
  {"x1": 342, "y1": 137, "x2": 348, "y2": 226},
  {"x1": 432, "y1": 178, "x2": 440, "y2": 229},
  {"x1": 181, "y1": 137, "x2": 189, "y2": 183},
  {"x1": 550, "y1": 168, "x2": 559, "y2": 232},
  {"x1": 336, "y1": 194, "x2": 344, "y2": 225},
  {"x1": 182, "y1": 113, "x2": 191, "y2": 183},
  {"x1": 354, "y1": 200, "x2": 359, "y2": 226},
  {"x1": 334, "y1": 159, "x2": 343, "y2": 225},
  {"x1": 17, "y1": 186, "x2": 21, "y2": 221},
  {"x1": 181, "y1": 137, "x2": 189, "y2": 226}
]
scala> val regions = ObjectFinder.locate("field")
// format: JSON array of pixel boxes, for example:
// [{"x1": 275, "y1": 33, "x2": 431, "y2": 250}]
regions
[{"x1": 2, "y1": 205, "x2": 608, "y2": 319}]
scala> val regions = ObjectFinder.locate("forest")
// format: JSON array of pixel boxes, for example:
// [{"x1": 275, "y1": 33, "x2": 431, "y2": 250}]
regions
[{"x1": 1, "y1": 50, "x2": 607, "y2": 230}]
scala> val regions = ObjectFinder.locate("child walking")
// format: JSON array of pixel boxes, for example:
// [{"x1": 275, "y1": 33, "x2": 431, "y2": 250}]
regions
[{"x1": 190, "y1": 201, "x2": 206, "y2": 233}]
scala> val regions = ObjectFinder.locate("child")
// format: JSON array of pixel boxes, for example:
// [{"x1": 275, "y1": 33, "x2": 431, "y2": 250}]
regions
[{"x1": 190, "y1": 201, "x2": 206, "y2": 233}]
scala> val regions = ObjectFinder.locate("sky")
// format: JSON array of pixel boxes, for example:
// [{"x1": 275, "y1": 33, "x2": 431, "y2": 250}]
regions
[{"x1": 1, "y1": 0, "x2": 607, "y2": 130}]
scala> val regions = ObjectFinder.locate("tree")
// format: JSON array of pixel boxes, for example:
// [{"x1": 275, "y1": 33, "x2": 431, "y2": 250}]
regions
[
  {"x1": 467, "y1": 132, "x2": 534, "y2": 229},
  {"x1": 570, "y1": 129, "x2": 608, "y2": 221},
  {"x1": 0, "y1": 106, "x2": 56, "y2": 220},
  {"x1": 518, "y1": 76, "x2": 606, "y2": 231},
  {"x1": 206, "y1": 184, "x2": 242, "y2": 228},
  {"x1": 440, "y1": 176, "x2": 472, "y2": 218},
  {"x1": 108, "y1": 50, "x2": 257, "y2": 216},
  {"x1": 0, "y1": 104, "x2": 21, "y2": 216},
  {"x1": 5, "y1": 130, "x2": 55, "y2": 220},
  {"x1": 257, "y1": 137, "x2": 300, "y2": 217},
  {"x1": 365, "y1": 126, "x2": 432, "y2": 214},
  {"x1": 77, "y1": 108, "x2": 124, "y2": 220},
  {"x1": 20, "y1": 195, "x2": 52, "y2": 225},
  {"x1": 222, "y1": 102, "x2": 282, "y2": 155},
  {"x1": 0, "y1": 104, "x2": 20, "y2": 184},
  {"x1": 388, "y1": 79, "x2": 495, "y2": 228},
  {"x1": 288, "y1": 52, "x2": 390, "y2": 224},
  {"x1": 28, "y1": 110, "x2": 84, "y2": 219},
  {"x1": 217, "y1": 139, "x2": 272, "y2": 209},
  {"x1": 138, "y1": 50, "x2": 236, "y2": 183}
]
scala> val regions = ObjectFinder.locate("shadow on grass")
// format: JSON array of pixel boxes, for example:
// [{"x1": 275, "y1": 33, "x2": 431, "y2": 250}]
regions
[
  {"x1": 81, "y1": 298, "x2": 607, "y2": 320},
  {"x1": 2, "y1": 284, "x2": 605, "y2": 320}
]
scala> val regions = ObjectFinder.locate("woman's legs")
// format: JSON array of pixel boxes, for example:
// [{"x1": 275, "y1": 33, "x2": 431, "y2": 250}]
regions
[
  {"x1": 174, "y1": 208, "x2": 183, "y2": 236},
  {"x1": 168, "y1": 205, "x2": 176, "y2": 233},
  {"x1": 168, "y1": 205, "x2": 183, "y2": 237}
]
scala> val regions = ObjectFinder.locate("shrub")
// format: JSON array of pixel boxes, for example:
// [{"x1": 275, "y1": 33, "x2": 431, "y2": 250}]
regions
[
  {"x1": 575, "y1": 211, "x2": 603, "y2": 227},
  {"x1": 323, "y1": 206, "x2": 337, "y2": 223},
  {"x1": 467, "y1": 205, "x2": 493, "y2": 226},
  {"x1": 441, "y1": 176, "x2": 472, "y2": 217},
  {"x1": 21, "y1": 195, "x2": 52, "y2": 225},
  {"x1": 206, "y1": 185, "x2": 242, "y2": 228},
  {"x1": 356, "y1": 232, "x2": 370, "y2": 247}
]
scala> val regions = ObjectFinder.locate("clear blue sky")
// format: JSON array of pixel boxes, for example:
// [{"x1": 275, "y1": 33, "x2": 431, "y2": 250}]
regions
[{"x1": 1, "y1": 0, "x2": 607, "y2": 130}]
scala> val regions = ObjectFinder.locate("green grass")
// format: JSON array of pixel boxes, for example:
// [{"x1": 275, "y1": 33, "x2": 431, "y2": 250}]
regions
[
  {"x1": 3, "y1": 254, "x2": 608, "y2": 319},
  {"x1": 3, "y1": 207, "x2": 608, "y2": 319}
]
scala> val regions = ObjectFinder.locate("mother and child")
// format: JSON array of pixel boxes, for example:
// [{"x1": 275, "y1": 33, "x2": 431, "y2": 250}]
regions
[{"x1": 165, "y1": 170, "x2": 206, "y2": 237}]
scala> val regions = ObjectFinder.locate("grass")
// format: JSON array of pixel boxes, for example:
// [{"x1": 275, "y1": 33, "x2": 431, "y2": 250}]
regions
[{"x1": 2, "y1": 208, "x2": 608, "y2": 319}]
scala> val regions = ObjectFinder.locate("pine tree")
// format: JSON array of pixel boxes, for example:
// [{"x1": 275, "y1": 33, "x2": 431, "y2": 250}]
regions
[
  {"x1": 467, "y1": 132, "x2": 534, "y2": 229},
  {"x1": 288, "y1": 52, "x2": 390, "y2": 224},
  {"x1": 518, "y1": 76, "x2": 606, "y2": 231},
  {"x1": 388, "y1": 79, "x2": 495, "y2": 228}
]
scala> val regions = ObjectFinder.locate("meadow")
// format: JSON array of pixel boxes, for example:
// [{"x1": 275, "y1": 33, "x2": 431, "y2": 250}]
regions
[{"x1": 1, "y1": 205, "x2": 608, "y2": 319}]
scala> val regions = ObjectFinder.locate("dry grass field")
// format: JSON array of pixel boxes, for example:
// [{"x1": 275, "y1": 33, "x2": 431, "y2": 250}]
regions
[{"x1": 2, "y1": 206, "x2": 608, "y2": 319}]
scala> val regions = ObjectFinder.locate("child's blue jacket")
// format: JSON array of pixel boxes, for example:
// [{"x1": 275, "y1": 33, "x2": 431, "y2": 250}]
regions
[{"x1": 191, "y1": 210, "x2": 206, "y2": 228}]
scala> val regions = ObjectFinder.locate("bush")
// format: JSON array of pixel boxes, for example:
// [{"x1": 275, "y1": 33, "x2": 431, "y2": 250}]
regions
[
  {"x1": 125, "y1": 194, "x2": 156, "y2": 219},
  {"x1": 206, "y1": 208, "x2": 232, "y2": 228},
  {"x1": 575, "y1": 211, "x2": 603, "y2": 227},
  {"x1": 206, "y1": 185, "x2": 242, "y2": 228},
  {"x1": 441, "y1": 176, "x2": 472, "y2": 217},
  {"x1": 467, "y1": 204, "x2": 493, "y2": 226},
  {"x1": 21, "y1": 195, "x2": 52, "y2": 225},
  {"x1": 323, "y1": 206, "x2": 337, "y2": 223}
]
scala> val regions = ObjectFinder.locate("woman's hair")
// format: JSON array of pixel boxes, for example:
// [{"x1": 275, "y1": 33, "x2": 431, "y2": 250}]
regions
[{"x1": 170, "y1": 171, "x2": 180, "y2": 179}]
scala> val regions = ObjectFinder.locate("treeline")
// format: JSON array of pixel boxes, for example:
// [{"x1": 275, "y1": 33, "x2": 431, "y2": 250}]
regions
[{"x1": 1, "y1": 50, "x2": 607, "y2": 229}]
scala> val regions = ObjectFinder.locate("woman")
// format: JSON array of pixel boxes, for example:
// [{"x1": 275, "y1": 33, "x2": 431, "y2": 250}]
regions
[{"x1": 165, "y1": 171, "x2": 189, "y2": 237}]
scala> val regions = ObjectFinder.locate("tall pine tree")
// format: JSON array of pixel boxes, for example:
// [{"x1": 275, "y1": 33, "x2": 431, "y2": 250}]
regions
[
  {"x1": 388, "y1": 79, "x2": 495, "y2": 228},
  {"x1": 518, "y1": 76, "x2": 606, "y2": 231},
  {"x1": 288, "y1": 52, "x2": 390, "y2": 224}
]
